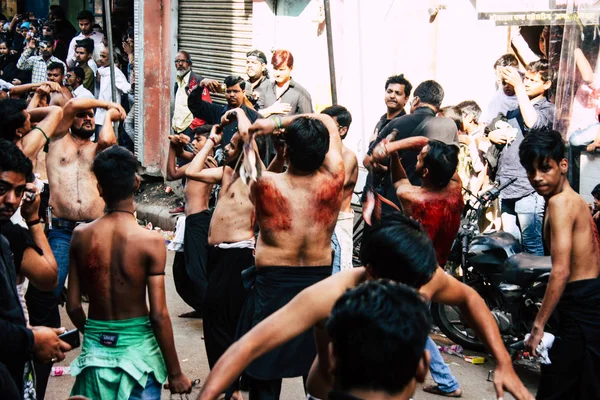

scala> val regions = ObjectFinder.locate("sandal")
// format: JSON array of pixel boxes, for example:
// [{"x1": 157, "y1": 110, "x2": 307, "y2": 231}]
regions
[{"x1": 423, "y1": 384, "x2": 462, "y2": 397}]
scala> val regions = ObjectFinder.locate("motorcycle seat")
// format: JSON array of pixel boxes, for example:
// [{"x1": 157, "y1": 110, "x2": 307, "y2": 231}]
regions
[{"x1": 502, "y1": 253, "x2": 552, "y2": 285}]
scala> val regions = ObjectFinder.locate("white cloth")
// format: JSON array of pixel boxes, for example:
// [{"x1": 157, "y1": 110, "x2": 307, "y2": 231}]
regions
[
  {"x1": 525, "y1": 332, "x2": 555, "y2": 365},
  {"x1": 334, "y1": 210, "x2": 354, "y2": 271},
  {"x1": 66, "y1": 30, "x2": 105, "y2": 68},
  {"x1": 215, "y1": 238, "x2": 256, "y2": 250},
  {"x1": 167, "y1": 215, "x2": 186, "y2": 252},
  {"x1": 0, "y1": 78, "x2": 14, "y2": 90},
  {"x1": 17, "y1": 279, "x2": 30, "y2": 327},
  {"x1": 172, "y1": 71, "x2": 193, "y2": 132},
  {"x1": 94, "y1": 66, "x2": 131, "y2": 125},
  {"x1": 72, "y1": 84, "x2": 95, "y2": 99}
]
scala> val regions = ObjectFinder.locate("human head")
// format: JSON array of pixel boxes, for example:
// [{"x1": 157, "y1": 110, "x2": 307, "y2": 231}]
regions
[
  {"x1": 411, "y1": 80, "x2": 444, "y2": 112},
  {"x1": 224, "y1": 75, "x2": 246, "y2": 108},
  {"x1": 360, "y1": 212, "x2": 438, "y2": 288},
  {"x1": 384, "y1": 74, "x2": 412, "y2": 115},
  {"x1": 0, "y1": 139, "x2": 34, "y2": 223},
  {"x1": 284, "y1": 116, "x2": 329, "y2": 172},
  {"x1": 246, "y1": 49, "x2": 268, "y2": 80},
  {"x1": 191, "y1": 124, "x2": 212, "y2": 152},
  {"x1": 271, "y1": 49, "x2": 294, "y2": 85},
  {"x1": 519, "y1": 129, "x2": 567, "y2": 198},
  {"x1": 524, "y1": 59, "x2": 553, "y2": 99},
  {"x1": 456, "y1": 100, "x2": 481, "y2": 133},
  {"x1": 93, "y1": 145, "x2": 139, "y2": 204},
  {"x1": 223, "y1": 132, "x2": 243, "y2": 166},
  {"x1": 417, "y1": 140, "x2": 459, "y2": 188},
  {"x1": 28, "y1": 21, "x2": 39, "y2": 37},
  {"x1": 0, "y1": 40, "x2": 9, "y2": 56},
  {"x1": 75, "y1": 38, "x2": 94, "y2": 64},
  {"x1": 326, "y1": 280, "x2": 431, "y2": 398},
  {"x1": 19, "y1": 22, "x2": 30, "y2": 37},
  {"x1": 71, "y1": 108, "x2": 96, "y2": 139},
  {"x1": 437, "y1": 106, "x2": 462, "y2": 132},
  {"x1": 42, "y1": 20, "x2": 56, "y2": 37},
  {"x1": 97, "y1": 45, "x2": 109, "y2": 67},
  {"x1": 77, "y1": 10, "x2": 94, "y2": 36},
  {"x1": 0, "y1": 14, "x2": 6, "y2": 26},
  {"x1": 38, "y1": 35, "x2": 55, "y2": 59},
  {"x1": 493, "y1": 53, "x2": 519, "y2": 96},
  {"x1": 47, "y1": 61, "x2": 65, "y2": 85},
  {"x1": 321, "y1": 105, "x2": 352, "y2": 140},
  {"x1": 592, "y1": 184, "x2": 600, "y2": 210},
  {"x1": 0, "y1": 99, "x2": 30, "y2": 142},
  {"x1": 174, "y1": 51, "x2": 192, "y2": 77},
  {"x1": 49, "y1": 5, "x2": 66, "y2": 21},
  {"x1": 66, "y1": 66, "x2": 85, "y2": 89}
]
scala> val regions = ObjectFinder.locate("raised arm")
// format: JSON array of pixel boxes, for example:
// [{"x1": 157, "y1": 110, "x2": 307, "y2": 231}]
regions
[
  {"x1": 185, "y1": 126, "x2": 224, "y2": 184},
  {"x1": 20, "y1": 105, "x2": 63, "y2": 160},
  {"x1": 525, "y1": 197, "x2": 572, "y2": 355},
  {"x1": 97, "y1": 105, "x2": 125, "y2": 151},
  {"x1": 187, "y1": 86, "x2": 222, "y2": 124},
  {"x1": 500, "y1": 67, "x2": 550, "y2": 129},
  {"x1": 56, "y1": 98, "x2": 121, "y2": 136},
  {"x1": 166, "y1": 134, "x2": 190, "y2": 181},
  {"x1": 426, "y1": 268, "x2": 534, "y2": 400},
  {"x1": 267, "y1": 136, "x2": 286, "y2": 172},
  {"x1": 574, "y1": 48, "x2": 595, "y2": 85},
  {"x1": 146, "y1": 234, "x2": 192, "y2": 394}
]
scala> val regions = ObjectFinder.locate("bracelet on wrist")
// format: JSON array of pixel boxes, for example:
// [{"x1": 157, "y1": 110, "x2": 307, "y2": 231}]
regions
[
  {"x1": 208, "y1": 137, "x2": 218, "y2": 146},
  {"x1": 26, "y1": 218, "x2": 41, "y2": 227}
]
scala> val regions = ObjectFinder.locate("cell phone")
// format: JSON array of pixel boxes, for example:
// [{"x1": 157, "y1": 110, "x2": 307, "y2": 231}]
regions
[{"x1": 58, "y1": 329, "x2": 80, "y2": 349}]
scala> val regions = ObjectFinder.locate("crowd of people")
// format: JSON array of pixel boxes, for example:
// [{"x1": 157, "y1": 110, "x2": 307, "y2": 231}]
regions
[{"x1": 0, "y1": 6, "x2": 599, "y2": 400}]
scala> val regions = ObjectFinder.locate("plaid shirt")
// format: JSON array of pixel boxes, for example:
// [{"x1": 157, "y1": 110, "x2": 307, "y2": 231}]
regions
[{"x1": 16, "y1": 48, "x2": 66, "y2": 84}]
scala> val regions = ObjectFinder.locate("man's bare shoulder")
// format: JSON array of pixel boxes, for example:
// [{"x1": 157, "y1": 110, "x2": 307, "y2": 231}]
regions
[
  {"x1": 547, "y1": 190, "x2": 585, "y2": 218},
  {"x1": 341, "y1": 146, "x2": 358, "y2": 167}
]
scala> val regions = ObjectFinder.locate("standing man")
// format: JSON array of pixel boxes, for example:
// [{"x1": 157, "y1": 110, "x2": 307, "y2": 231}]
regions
[
  {"x1": 66, "y1": 66, "x2": 95, "y2": 99},
  {"x1": 233, "y1": 111, "x2": 344, "y2": 399},
  {"x1": 489, "y1": 60, "x2": 555, "y2": 256},
  {"x1": 245, "y1": 49, "x2": 270, "y2": 111},
  {"x1": 66, "y1": 10, "x2": 104, "y2": 68},
  {"x1": 46, "y1": 62, "x2": 73, "y2": 106},
  {"x1": 172, "y1": 51, "x2": 215, "y2": 140},
  {"x1": 73, "y1": 38, "x2": 96, "y2": 93},
  {"x1": 16, "y1": 35, "x2": 66, "y2": 84},
  {"x1": 321, "y1": 105, "x2": 358, "y2": 271},
  {"x1": 519, "y1": 130, "x2": 600, "y2": 399},
  {"x1": 95, "y1": 46, "x2": 131, "y2": 136}
]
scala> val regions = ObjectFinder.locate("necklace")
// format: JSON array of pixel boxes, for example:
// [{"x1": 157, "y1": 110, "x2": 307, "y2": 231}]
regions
[{"x1": 106, "y1": 209, "x2": 135, "y2": 217}]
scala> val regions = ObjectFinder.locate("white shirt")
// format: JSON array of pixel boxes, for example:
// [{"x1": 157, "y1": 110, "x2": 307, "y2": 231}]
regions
[
  {"x1": 67, "y1": 31, "x2": 105, "y2": 68},
  {"x1": 72, "y1": 84, "x2": 95, "y2": 99},
  {"x1": 94, "y1": 66, "x2": 131, "y2": 125}
]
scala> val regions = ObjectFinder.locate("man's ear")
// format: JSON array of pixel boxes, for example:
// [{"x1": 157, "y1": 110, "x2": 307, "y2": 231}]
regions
[
  {"x1": 97, "y1": 182, "x2": 103, "y2": 197},
  {"x1": 415, "y1": 349, "x2": 431, "y2": 383},
  {"x1": 15, "y1": 127, "x2": 25, "y2": 139},
  {"x1": 559, "y1": 158, "x2": 568, "y2": 174},
  {"x1": 340, "y1": 126, "x2": 348, "y2": 139},
  {"x1": 134, "y1": 175, "x2": 141, "y2": 191},
  {"x1": 421, "y1": 167, "x2": 429, "y2": 179},
  {"x1": 543, "y1": 80, "x2": 552, "y2": 91}
]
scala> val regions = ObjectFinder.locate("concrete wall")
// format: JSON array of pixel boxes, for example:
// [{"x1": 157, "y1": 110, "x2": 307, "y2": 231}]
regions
[{"x1": 252, "y1": 0, "x2": 510, "y2": 159}]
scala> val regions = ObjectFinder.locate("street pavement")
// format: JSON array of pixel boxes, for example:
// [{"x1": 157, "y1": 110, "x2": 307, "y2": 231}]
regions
[{"x1": 46, "y1": 251, "x2": 540, "y2": 399}]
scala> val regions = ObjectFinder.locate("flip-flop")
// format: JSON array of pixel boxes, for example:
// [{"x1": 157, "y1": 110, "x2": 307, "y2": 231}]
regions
[{"x1": 423, "y1": 384, "x2": 462, "y2": 397}]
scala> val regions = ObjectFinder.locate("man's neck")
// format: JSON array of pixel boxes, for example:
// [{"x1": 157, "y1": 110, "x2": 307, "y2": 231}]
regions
[
  {"x1": 249, "y1": 75, "x2": 263, "y2": 85},
  {"x1": 105, "y1": 199, "x2": 135, "y2": 216},
  {"x1": 286, "y1": 164, "x2": 317, "y2": 177},
  {"x1": 42, "y1": 55, "x2": 51, "y2": 62},
  {"x1": 69, "y1": 132, "x2": 92, "y2": 145},
  {"x1": 529, "y1": 94, "x2": 545, "y2": 104},
  {"x1": 386, "y1": 108, "x2": 403, "y2": 120}
]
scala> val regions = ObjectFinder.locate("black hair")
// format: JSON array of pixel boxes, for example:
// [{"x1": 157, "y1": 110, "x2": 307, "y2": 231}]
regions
[
  {"x1": 42, "y1": 20, "x2": 56, "y2": 30},
  {"x1": 192, "y1": 124, "x2": 213, "y2": 138},
  {"x1": 0, "y1": 14, "x2": 6, "y2": 22},
  {"x1": 75, "y1": 38, "x2": 94, "y2": 54},
  {"x1": 457, "y1": 100, "x2": 481, "y2": 124},
  {"x1": 414, "y1": 80, "x2": 444, "y2": 110},
  {"x1": 493, "y1": 53, "x2": 519, "y2": 69},
  {"x1": 592, "y1": 184, "x2": 600, "y2": 199},
  {"x1": 326, "y1": 280, "x2": 431, "y2": 395},
  {"x1": 77, "y1": 10, "x2": 94, "y2": 22},
  {"x1": 92, "y1": 145, "x2": 138, "y2": 203},
  {"x1": 385, "y1": 74, "x2": 413, "y2": 97},
  {"x1": 177, "y1": 50, "x2": 192, "y2": 64},
  {"x1": 47, "y1": 61, "x2": 64, "y2": 75},
  {"x1": 0, "y1": 99, "x2": 28, "y2": 142},
  {"x1": 246, "y1": 49, "x2": 267, "y2": 64},
  {"x1": 321, "y1": 105, "x2": 352, "y2": 129},
  {"x1": 69, "y1": 66, "x2": 85, "y2": 83},
  {"x1": 519, "y1": 129, "x2": 565, "y2": 173},
  {"x1": 360, "y1": 212, "x2": 437, "y2": 288},
  {"x1": 527, "y1": 59, "x2": 554, "y2": 84},
  {"x1": 49, "y1": 6, "x2": 66, "y2": 20},
  {"x1": 438, "y1": 106, "x2": 462, "y2": 131},
  {"x1": 224, "y1": 75, "x2": 246, "y2": 90},
  {"x1": 284, "y1": 116, "x2": 329, "y2": 172},
  {"x1": 423, "y1": 140, "x2": 459, "y2": 188},
  {"x1": 0, "y1": 139, "x2": 34, "y2": 182}
]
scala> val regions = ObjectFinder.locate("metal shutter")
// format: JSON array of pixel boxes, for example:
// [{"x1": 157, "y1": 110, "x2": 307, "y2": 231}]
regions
[
  {"x1": 178, "y1": 0, "x2": 253, "y2": 104},
  {"x1": 133, "y1": 0, "x2": 145, "y2": 164}
]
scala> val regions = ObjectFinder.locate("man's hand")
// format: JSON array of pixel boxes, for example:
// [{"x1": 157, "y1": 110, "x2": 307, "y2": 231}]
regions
[
  {"x1": 524, "y1": 326, "x2": 544, "y2": 357},
  {"x1": 488, "y1": 127, "x2": 517, "y2": 145},
  {"x1": 493, "y1": 361, "x2": 535, "y2": 400},
  {"x1": 200, "y1": 78, "x2": 221, "y2": 93},
  {"x1": 31, "y1": 326, "x2": 72, "y2": 364},
  {"x1": 122, "y1": 41, "x2": 133, "y2": 55},
  {"x1": 168, "y1": 134, "x2": 190, "y2": 149},
  {"x1": 165, "y1": 372, "x2": 192, "y2": 394},
  {"x1": 208, "y1": 124, "x2": 223, "y2": 145},
  {"x1": 20, "y1": 183, "x2": 40, "y2": 222},
  {"x1": 45, "y1": 81, "x2": 62, "y2": 93},
  {"x1": 35, "y1": 84, "x2": 51, "y2": 97},
  {"x1": 27, "y1": 38, "x2": 37, "y2": 50},
  {"x1": 12, "y1": 78, "x2": 21, "y2": 85},
  {"x1": 220, "y1": 108, "x2": 240, "y2": 126},
  {"x1": 249, "y1": 118, "x2": 277, "y2": 137},
  {"x1": 586, "y1": 140, "x2": 600, "y2": 152},
  {"x1": 268, "y1": 100, "x2": 292, "y2": 115},
  {"x1": 273, "y1": 136, "x2": 286, "y2": 158},
  {"x1": 107, "y1": 103, "x2": 127, "y2": 121},
  {"x1": 499, "y1": 67, "x2": 524, "y2": 90}
]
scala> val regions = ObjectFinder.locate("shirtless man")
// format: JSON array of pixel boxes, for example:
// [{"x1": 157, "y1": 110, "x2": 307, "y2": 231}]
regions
[
  {"x1": 519, "y1": 130, "x2": 600, "y2": 399},
  {"x1": 198, "y1": 213, "x2": 533, "y2": 400},
  {"x1": 226, "y1": 110, "x2": 344, "y2": 399},
  {"x1": 166, "y1": 126, "x2": 217, "y2": 316},
  {"x1": 67, "y1": 145, "x2": 192, "y2": 398},
  {"x1": 45, "y1": 61, "x2": 73, "y2": 107},
  {"x1": 321, "y1": 105, "x2": 358, "y2": 271}
]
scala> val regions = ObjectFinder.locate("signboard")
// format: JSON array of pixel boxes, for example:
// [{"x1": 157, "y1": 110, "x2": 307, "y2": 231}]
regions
[{"x1": 477, "y1": 0, "x2": 600, "y2": 25}]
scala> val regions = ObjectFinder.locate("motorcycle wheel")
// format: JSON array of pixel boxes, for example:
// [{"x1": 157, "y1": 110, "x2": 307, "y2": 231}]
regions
[{"x1": 431, "y1": 301, "x2": 487, "y2": 352}]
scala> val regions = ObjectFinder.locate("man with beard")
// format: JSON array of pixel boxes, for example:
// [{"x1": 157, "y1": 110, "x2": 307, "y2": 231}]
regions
[
  {"x1": 25, "y1": 97, "x2": 125, "y2": 395},
  {"x1": 245, "y1": 50, "x2": 270, "y2": 111},
  {"x1": 172, "y1": 51, "x2": 217, "y2": 141},
  {"x1": 73, "y1": 38, "x2": 96, "y2": 94},
  {"x1": 16, "y1": 35, "x2": 67, "y2": 84}
]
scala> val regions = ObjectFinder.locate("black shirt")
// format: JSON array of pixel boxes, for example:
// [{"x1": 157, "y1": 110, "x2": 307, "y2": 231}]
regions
[
  {"x1": 0, "y1": 222, "x2": 42, "y2": 275},
  {"x1": 261, "y1": 78, "x2": 313, "y2": 115},
  {"x1": 248, "y1": 76, "x2": 270, "y2": 111}
]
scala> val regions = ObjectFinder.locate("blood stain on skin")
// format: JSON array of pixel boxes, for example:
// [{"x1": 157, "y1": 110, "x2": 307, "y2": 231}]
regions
[
  {"x1": 313, "y1": 178, "x2": 343, "y2": 226},
  {"x1": 254, "y1": 179, "x2": 292, "y2": 231}
]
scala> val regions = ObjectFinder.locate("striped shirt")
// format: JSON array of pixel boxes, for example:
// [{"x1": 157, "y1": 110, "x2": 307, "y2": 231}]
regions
[{"x1": 16, "y1": 48, "x2": 66, "y2": 84}]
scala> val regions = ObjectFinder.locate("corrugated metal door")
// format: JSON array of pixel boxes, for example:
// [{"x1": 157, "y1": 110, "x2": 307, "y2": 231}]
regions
[{"x1": 178, "y1": 0, "x2": 253, "y2": 104}]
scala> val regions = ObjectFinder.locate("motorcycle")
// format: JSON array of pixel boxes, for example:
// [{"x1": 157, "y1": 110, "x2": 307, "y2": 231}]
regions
[{"x1": 431, "y1": 178, "x2": 554, "y2": 351}]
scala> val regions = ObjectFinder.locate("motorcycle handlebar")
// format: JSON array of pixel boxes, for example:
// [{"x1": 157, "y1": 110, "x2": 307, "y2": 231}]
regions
[{"x1": 478, "y1": 177, "x2": 518, "y2": 204}]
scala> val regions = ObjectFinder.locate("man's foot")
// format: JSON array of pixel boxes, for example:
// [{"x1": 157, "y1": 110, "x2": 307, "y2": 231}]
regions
[
  {"x1": 423, "y1": 385, "x2": 462, "y2": 397},
  {"x1": 169, "y1": 205, "x2": 185, "y2": 214},
  {"x1": 178, "y1": 310, "x2": 203, "y2": 318}
]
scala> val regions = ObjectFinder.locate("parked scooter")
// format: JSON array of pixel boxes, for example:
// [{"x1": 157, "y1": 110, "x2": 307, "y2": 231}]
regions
[{"x1": 431, "y1": 179, "x2": 555, "y2": 351}]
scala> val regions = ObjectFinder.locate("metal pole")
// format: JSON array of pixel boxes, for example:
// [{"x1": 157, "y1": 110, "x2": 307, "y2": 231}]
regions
[
  {"x1": 323, "y1": 0, "x2": 337, "y2": 105},
  {"x1": 103, "y1": 0, "x2": 118, "y2": 122}
]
